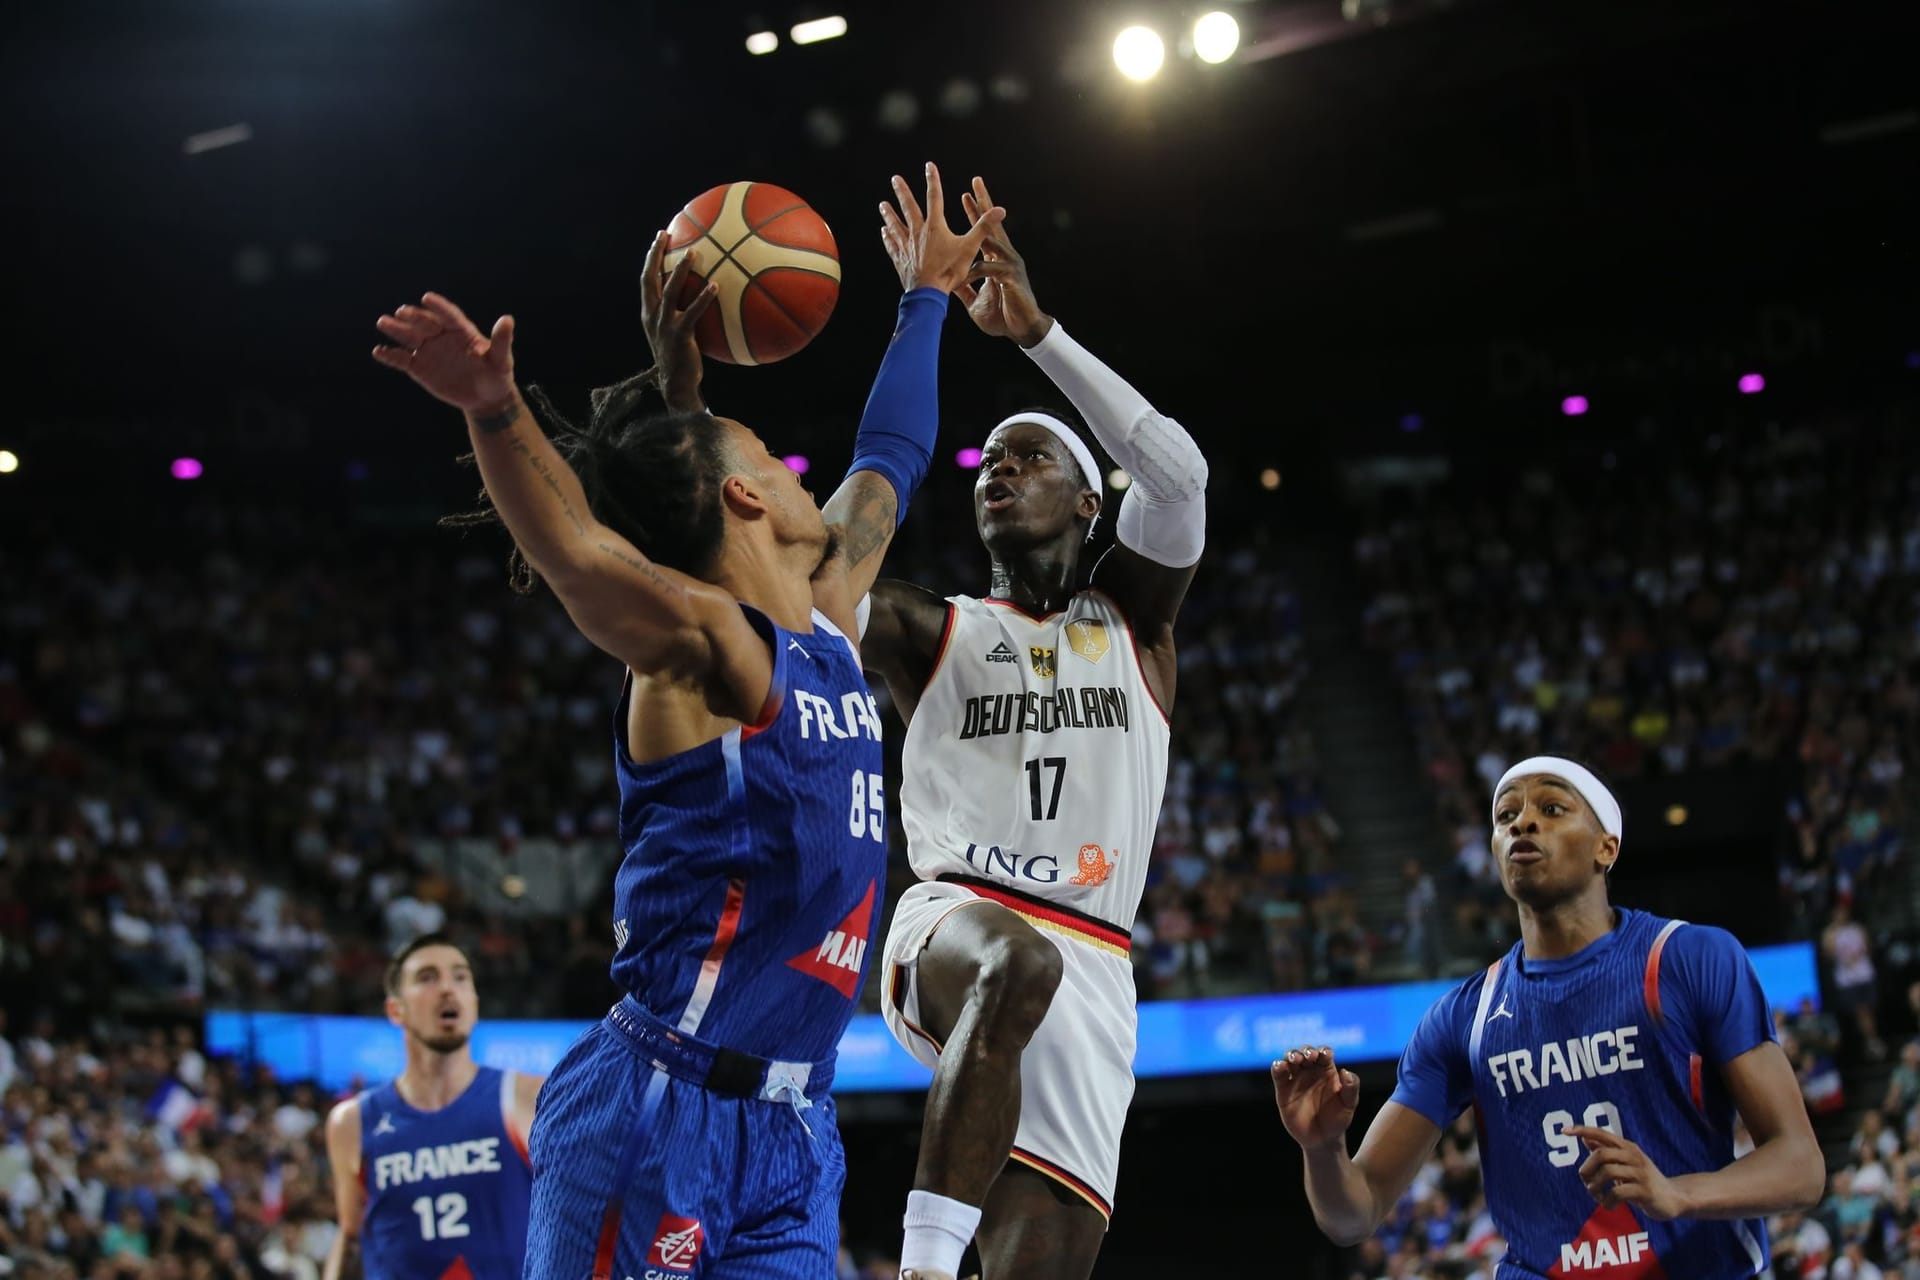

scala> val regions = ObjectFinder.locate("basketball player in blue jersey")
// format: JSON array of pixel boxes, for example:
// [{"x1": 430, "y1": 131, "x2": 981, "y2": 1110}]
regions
[
  {"x1": 372, "y1": 164, "x2": 1002, "y2": 1280},
  {"x1": 322, "y1": 935, "x2": 540, "y2": 1280},
  {"x1": 1273, "y1": 756, "x2": 1824, "y2": 1278}
]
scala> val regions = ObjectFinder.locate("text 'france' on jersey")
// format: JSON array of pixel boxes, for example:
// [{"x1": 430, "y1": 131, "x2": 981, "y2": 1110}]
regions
[
  {"x1": 1389, "y1": 909, "x2": 1777, "y2": 1279},
  {"x1": 611, "y1": 606, "x2": 886, "y2": 1065},
  {"x1": 358, "y1": 1066, "x2": 532, "y2": 1280}
]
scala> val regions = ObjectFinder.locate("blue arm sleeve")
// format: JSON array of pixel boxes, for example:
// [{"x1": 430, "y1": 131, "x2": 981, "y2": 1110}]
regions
[
  {"x1": 1387, "y1": 981, "x2": 1477, "y2": 1130},
  {"x1": 846, "y1": 286, "x2": 947, "y2": 527},
  {"x1": 1664, "y1": 925, "x2": 1778, "y2": 1068}
]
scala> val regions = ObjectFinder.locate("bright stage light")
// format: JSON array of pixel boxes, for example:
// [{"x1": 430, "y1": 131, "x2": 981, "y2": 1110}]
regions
[
  {"x1": 0, "y1": 450, "x2": 17, "y2": 474},
  {"x1": 745, "y1": 31, "x2": 779, "y2": 55},
  {"x1": 1193, "y1": 12, "x2": 1240, "y2": 63},
  {"x1": 791, "y1": 16, "x2": 847, "y2": 45},
  {"x1": 1113, "y1": 26, "x2": 1165, "y2": 82}
]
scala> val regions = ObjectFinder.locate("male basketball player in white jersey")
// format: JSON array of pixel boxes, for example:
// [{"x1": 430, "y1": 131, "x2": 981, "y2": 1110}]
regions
[
  {"x1": 323, "y1": 934, "x2": 542, "y2": 1280},
  {"x1": 858, "y1": 177, "x2": 1209, "y2": 1280},
  {"x1": 1273, "y1": 758, "x2": 1823, "y2": 1278}
]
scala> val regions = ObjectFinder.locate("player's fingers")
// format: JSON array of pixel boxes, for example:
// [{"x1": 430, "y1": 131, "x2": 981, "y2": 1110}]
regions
[
  {"x1": 486, "y1": 315, "x2": 515, "y2": 366},
  {"x1": 375, "y1": 314, "x2": 434, "y2": 346},
  {"x1": 954, "y1": 281, "x2": 981, "y2": 308},
  {"x1": 660, "y1": 253, "x2": 697, "y2": 318},
  {"x1": 879, "y1": 201, "x2": 911, "y2": 243},
  {"x1": 370, "y1": 345, "x2": 413, "y2": 370},
  {"x1": 394, "y1": 303, "x2": 445, "y2": 331},
  {"x1": 954, "y1": 207, "x2": 1005, "y2": 260},
  {"x1": 965, "y1": 259, "x2": 1019, "y2": 283},
  {"x1": 1566, "y1": 1125, "x2": 1625, "y2": 1149},
  {"x1": 418, "y1": 291, "x2": 481, "y2": 334},
  {"x1": 923, "y1": 162, "x2": 946, "y2": 226},
  {"x1": 682, "y1": 281, "x2": 719, "y2": 326},
  {"x1": 641, "y1": 231, "x2": 668, "y2": 314},
  {"x1": 890, "y1": 175, "x2": 926, "y2": 232}
]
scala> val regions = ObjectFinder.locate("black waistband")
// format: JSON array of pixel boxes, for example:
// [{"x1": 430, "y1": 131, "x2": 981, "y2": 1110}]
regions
[{"x1": 603, "y1": 997, "x2": 836, "y2": 1099}]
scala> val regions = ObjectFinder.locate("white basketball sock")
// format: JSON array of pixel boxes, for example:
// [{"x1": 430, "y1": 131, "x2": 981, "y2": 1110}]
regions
[{"x1": 899, "y1": 1189, "x2": 981, "y2": 1278}]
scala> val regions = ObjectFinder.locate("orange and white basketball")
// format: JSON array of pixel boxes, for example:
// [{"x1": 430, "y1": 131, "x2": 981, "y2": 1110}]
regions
[{"x1": 663, "y1": 182, "x2": 841, "y2": 366}]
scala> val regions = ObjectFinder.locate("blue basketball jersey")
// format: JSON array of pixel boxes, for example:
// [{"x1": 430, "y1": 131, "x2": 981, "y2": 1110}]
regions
[
  {"x1": 609, "y1": 605, "x2": 886, "y2": 1065},
  {"x1": 1389, "y1": 909, "x2": 1777, "y2": 1279},
  {"x1": 357, "y1": 1066, "x2": 532, "y2": 1280}
]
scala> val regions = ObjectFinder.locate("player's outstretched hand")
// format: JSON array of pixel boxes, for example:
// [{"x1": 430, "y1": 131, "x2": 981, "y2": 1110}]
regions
[
  {"x1": 1569, "y1": 1126, "x2": 1688, "y2": 1221},
  {"x1": 372, "y1": 293, "x2": 517, "y2": 414},
  {"x1": 956, "y1": 176, "x2": 1052, "y2": 349},
  {"x1": 878, "y1": 161, "x2": 1005, "y2": 296},
  {"x1": 1272, "y1": 1046, "x2": 1361, "y2": 1153},
  {"x1": 641, "y1": 230, "x2": 719, "y2": 413}
]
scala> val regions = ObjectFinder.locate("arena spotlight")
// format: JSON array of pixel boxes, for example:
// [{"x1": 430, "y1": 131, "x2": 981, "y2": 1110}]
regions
[
  {"x1": 0, "y1": 450, "x2": 18, "y2": 474},
  {"x1": 782, "y1": 454, "x2": 811, "y2": 475},
  {"x1": 171, "y1": 457, "x2": 204, "y2": 480},
  {"x1": 1737, "y1": 373, "x2": 1765, "y2": 395},
  {"x1": 955, "y1": 446, "x2": 984, "y2": 469},
  {"x1": 791, "y1": 16, "x2": 847, "y2": 44},
  {"x1": 1259, "y1": 467, "x2": 1281, "y2": 490},
  {"x1": 1113, "y1": 26, "x2": 1165, "y2": 82},
  {"x1": 1192, "y1": 12, "x2": 1240, "y2": 63},
  {"x1": 1664, "y1": 805, "x2": 1688, "y2": 826},
  {"x1": 745, "y1": 31, "x2": 779, "y2": 55},
  {"x1": 1108, "y1": 469, "x2": 1132, "y2": 491},
  {"x1": 1560, "y1": 395, "x2": 1590, "y2": 417}
]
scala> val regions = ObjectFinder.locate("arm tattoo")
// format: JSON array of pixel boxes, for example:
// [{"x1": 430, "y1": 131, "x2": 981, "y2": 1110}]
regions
[
  {"x1": 840, "y1": 483, "x2": 899, "y2": 569},
  {"x1": 597, "y1": 541, "x2": 675, "y2": 593},
  {"x1": 473, "y1": 402, "x2": 523, "y2": 434},
  {"x1": 508, "y1": 438, "x2": 586, "y2": 536}
]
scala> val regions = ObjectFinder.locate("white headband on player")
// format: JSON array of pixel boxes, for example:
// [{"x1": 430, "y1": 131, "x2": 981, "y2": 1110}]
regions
[
  {"x1": 989, "y1": 412, "x2": 1104, "y2": 497},
  {"x1": 1492, "y1": 756, "x2": 1623, "y2": 841}
]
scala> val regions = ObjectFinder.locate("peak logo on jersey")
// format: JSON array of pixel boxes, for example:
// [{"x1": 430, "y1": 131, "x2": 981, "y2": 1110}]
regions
[
  {"x1": 646, "y1": 1213, "x2": 704, "y2": 1273},
  {"x1": 1029, "y1": 646, "x2": 1056, "y2": 678},
  {"x1": 1068, "y1": 843, "x2": 1117, "y2": 886},
  {"x1": 1065, "y1": 620, "x2": 1109, "y2": 663},
  {"x1": 786, "y1": 879, "x2": 877, "y2": 998},
  {"x1": 985, "y1": 640, "x2": 1018, "y2": 664},
  {"x1": 1549, "y1": 1204, "x2": 1665, "y2": 1277}
]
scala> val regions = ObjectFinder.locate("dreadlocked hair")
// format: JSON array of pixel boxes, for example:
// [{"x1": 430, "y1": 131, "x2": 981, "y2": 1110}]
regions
[{"x1": 440, "y1": 366, "x2": 735, "y2": 593}]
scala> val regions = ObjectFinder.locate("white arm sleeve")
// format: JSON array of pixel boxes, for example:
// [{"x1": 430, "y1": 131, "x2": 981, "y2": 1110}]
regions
[
  {"x1": 1024, "y1": 322, "x2": 1208, "y2": 568},
  {"x1": 855, "y1": 592, "x2": 872, "y2": 640}
]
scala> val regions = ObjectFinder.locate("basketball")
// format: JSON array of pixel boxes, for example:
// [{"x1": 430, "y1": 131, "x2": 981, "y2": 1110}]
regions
[{"x1": 663, "y1": 181, "x2": 841, "y2": 367}]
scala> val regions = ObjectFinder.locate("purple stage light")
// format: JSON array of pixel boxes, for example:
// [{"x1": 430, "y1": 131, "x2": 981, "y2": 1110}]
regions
[
  {"x1": 1737, "y1": 373, "x2": 1765, "y2": 395},
  {"x1": 171, "y1": 457, "x2": 204, "y2": 480},
  {"x1": 781, "y1": 454, "x2": 811, "y2": 475},
  {"x1": 1399, "y1": 413, "x2": 1424, "y2": 433},
  {"x1": 1560, "y1": 395, "x2": 1589, "y2": 417},
  {"x1": 955, "y1": 446, "x2": 984, "y2": 468}
]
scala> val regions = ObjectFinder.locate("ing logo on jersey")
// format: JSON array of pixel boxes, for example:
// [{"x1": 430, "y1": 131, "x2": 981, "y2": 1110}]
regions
[
  {"x1": 1029, "y1": 646, "x2": 1056, "y2": 678},
  {"x1": 1068, "y1": 843, "x2": 1117, "y2": 886},
  {"x1": 1065, "y1": 620, "x2": 1109, "y2": 663},
  {"x1": 646, "y1": 1213, "x2": 704, "y2": 1274}
]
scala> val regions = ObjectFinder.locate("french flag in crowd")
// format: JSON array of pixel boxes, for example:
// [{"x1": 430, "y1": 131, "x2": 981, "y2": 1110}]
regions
[
  {"x1": 146, "y1": 1078, "x2": 210, "y2": 1132},
  {"x1": 259, "y1": 1162, "x2": 285, "y2": 1224}
]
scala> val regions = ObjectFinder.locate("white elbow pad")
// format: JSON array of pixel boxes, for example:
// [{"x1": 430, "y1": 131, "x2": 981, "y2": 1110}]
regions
[
  {"x1": 855, "y1": 592, "x2": 872, "y2": 640},
  {"x1": 1116, "y1": 485, "x2": 1206, "y2": 569},
  {"x1": 1117, "y1": 409, "x2": 1210, "y2": 505}
]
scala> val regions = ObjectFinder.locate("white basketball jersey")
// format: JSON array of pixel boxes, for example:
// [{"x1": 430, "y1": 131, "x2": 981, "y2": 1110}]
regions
[{"x1": 900, "y1": 591, "x2": 1171, "y2": 931}]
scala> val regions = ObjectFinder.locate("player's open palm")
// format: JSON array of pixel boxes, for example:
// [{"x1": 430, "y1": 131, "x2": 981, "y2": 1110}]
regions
[
  {"x1": 878, "y1": 161, "x2": 1004, "y2": 295},
  {"x1": 373, "y1": 292, "x2": 516, "y2": 413},
  {"x1": 1273, "y1": 1047, "x2": 1361, "y2": 1152},
  {"x1": 956, "y1": 176, "x2": 1049, "y2": 347}
]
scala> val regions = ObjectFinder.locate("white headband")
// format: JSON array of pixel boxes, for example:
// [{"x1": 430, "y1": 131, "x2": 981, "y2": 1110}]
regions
[
  {"x1": 990, "y1": 412, "x2": 1104, "y2": 496},
  {"x1": 1493, "y1": 756, "x2": 1623, "y2": 841}
]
